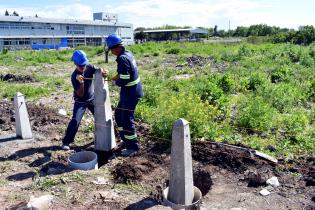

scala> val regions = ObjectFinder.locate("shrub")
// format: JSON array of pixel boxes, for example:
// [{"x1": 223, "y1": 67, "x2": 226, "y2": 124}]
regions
[
  {"x1": 166, "y1": 48, "x2": 181, "y2": 54},
  {"x1": 270, "y1": 65, "x2": 291, "y2": 83},
  {"x1": 235, "y1": 96, "x2": 276, "y2": 133},
  {"x1": 137, "y1": 92, "x2": 218, "y2": 141},
  {"x1": 221, "y1": 51, "x2": 240, "y2": 62},
  {"x1": 281, "y1": 111, "x2": 309, "y2": 137},
  {"x1": 238, "y1": 44, "x2": 253, "y2": 57},
  {"x1": 217, "y1": 75, "x2": 235, "y2": 93},
  {"x1": 248, "y1": 72, "x2": 267, "y2": 91},
  {"x1": 309, "y1": 79, "x2": 315, "y2": 101},
  {"x1": 258, "y1": 83, "x2": 306, "y2": 112},
  {"x1": 309, "y1": 43, "x2": 315, "y2": 58}
]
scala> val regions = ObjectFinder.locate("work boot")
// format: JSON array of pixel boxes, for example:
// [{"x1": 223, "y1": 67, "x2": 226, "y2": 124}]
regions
[
  {"x1": 121, "y1": 148, "x2": 139, "y2": 157},
  {"x1": 61, "y1": 144, "x2": 70, "y2": 150}
]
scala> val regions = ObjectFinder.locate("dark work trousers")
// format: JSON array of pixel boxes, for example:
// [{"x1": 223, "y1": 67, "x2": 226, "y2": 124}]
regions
[
  {"x1": 63, "y1": 101, "x2": 94, "y2": 145},
  {"x1": 115, "y1": 98, "x2": 140, "y2": 150}
]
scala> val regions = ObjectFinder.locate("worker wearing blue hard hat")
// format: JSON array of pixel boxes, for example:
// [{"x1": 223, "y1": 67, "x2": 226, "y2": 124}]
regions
[
  {"x1": 105, "y1": 34, "x2": 144, "y2": 157},
  {"x1": 61, "y1": 50, "x2": 107, "y2": 150}
]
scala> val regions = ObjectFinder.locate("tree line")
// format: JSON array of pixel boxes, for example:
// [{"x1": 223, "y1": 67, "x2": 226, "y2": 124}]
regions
[{"x1": 135, "y1": 24, "x2": 315, "y2": 45}]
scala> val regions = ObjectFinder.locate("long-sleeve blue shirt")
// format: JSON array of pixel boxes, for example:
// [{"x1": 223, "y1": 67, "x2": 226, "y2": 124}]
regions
[{"x1": 115, "y1": 49, "x2": 144, "y2": 101}]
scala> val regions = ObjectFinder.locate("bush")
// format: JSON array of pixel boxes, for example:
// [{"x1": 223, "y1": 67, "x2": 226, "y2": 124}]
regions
[
  {"x1": 137, "y1": 92, "x2": 218, "y2": 140},
  {"x1": 248, "y1": 72, "x2": 267, "y2": 91},
  {"x1": 166, "y1": 48, "x2": 181, "y2": 54},
  {"x1": 281, "y1": 111, "x2": 309, "y2": 137},
  {"x1": 235, "y1": 96, "x2": 276, "y2": 133},
  {"x1": 309, "y1": 43, "x2": 315, "y2": 58},
  {"x1": 217, "y1": 75, "x2": 235, "y2": 93},
  {"x1": 238, "y1": 44, "x2": 253, "y2": 57},
  {"x1": 270, "y1": 65, "x2": 291, "y2": 83},
  {"x1": 258, "y1": 83, "x2": 306, "y2": 112}
]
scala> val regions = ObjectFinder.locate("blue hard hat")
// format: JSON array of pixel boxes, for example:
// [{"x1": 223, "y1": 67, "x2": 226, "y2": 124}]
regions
[
  {"x1": 105, "y1": 34, "x2": 122, "y2": 49},
  {"x1": 71, "y1": 50, "x2": 89, "y2": 65}
]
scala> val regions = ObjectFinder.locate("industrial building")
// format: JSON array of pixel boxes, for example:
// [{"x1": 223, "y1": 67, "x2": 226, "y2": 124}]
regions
[
  {"x1": 134, "y1": 28, "x2": 208, "y2": 42},
  {"x1": 0, "y1": 12, "x2": 134, "y2": 50}
]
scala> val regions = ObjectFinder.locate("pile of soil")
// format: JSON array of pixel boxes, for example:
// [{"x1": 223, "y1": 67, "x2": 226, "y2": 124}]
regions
[
  {"x1": 0, "y1": 73, "x2": 35, "y2": 83},
  {"x1": 0, "y1": 100, "x2": 68, "y2": 135},
  {"x1": 186, "y1": 56, "x2": 214, "y2": 67},
  {"x1": 111, "y1": 140, "x2": 315, "y2": 205}
]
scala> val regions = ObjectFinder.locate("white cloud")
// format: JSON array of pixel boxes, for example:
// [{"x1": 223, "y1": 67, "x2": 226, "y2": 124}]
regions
[
  {"x1": 0, "y1": 3, "x2": 92, "y2": 20},
  {"x1": 109, "y1": 0, "x2": 270, "y2": 28},
  {"x1": 0, "y1": 0, "x2": 313, "y2": 29}
]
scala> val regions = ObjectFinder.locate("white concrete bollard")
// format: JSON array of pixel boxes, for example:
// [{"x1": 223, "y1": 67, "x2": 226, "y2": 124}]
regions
[
  {"x1": 94, "y1": 69, "x2": 116, "y2": 151},
  {"x1": 164, "y1": 118, "x2": 202, "y2": 210},
  {"x1": 168, "y1": 118, "x2": 194, "y2": 204},
  {"x1": 14, "y1": 92, "x2": 33, "y2": 139}
]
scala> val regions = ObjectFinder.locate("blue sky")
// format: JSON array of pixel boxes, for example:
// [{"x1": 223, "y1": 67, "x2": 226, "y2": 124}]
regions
[{"x1": 0, "y1": 0, "x2": 314, "y2": 30}]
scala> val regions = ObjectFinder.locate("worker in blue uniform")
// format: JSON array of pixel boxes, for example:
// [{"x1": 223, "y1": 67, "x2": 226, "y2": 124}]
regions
[
  {"x1": 105, "y1": 34, "x2": 144, "y2": 156},
  {"x1": 62, "y1": 50, "x2": 106, "y2": 150}
]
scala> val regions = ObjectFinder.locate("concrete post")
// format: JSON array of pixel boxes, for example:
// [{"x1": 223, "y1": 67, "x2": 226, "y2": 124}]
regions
[
  {"x1": 167, "y1": 118, "x2": 194, "y2": 205},
  {"x1": 94, "y1": 69, "x2": 116, "y2": 151},
  {"x1": 14, "y1": 92, "x2": 33, "y2": 139}
]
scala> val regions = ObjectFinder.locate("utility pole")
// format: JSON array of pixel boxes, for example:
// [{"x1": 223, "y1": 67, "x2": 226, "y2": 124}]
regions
[{"x1": 229, "y1": 20, "x2": 231, "y2": 37}]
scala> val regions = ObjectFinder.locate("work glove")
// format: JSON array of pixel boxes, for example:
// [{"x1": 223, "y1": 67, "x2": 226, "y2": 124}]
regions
[{"x1": 76, "y1": 75, "x2": 84, "y2": 84}]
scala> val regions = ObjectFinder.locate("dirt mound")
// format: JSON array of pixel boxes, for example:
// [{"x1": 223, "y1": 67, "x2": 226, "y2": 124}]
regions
[
  {"x1": 0, "y1": 100, "x2": 14, "y2": 131},
  {"x1": 192, "y1": 141, "x2": 273, "y2": 173},
  {"x1": 0, "y1": 100, "x2": 68, "y2": 135},
  {"x1": 0, "y1": 73, "x2": 35, "y2": 83},
  {"x1": 186, "y1": 56, "x2": 214, "y2": 67},
  {"x1": 113, "y1": 152, "x2": 163, "y2": 183}
]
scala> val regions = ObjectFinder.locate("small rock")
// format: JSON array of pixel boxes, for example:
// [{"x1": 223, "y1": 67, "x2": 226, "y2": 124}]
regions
[
  {"x1": 27, "y1": 194, "x2": 53, "y2": 209},
  {"x1": 266, "y1": 176, "x2": 280, "y2": 187},
  {"x1": 58, "y1": 109, "x2": 67, "y2": 116},
  {"x1": 91, "y1": 177, "x2": 109, "y2": 185},
  {"x1": 98, "y1": 191, "x2": 119, "y2": 201},
  {"x1": 259, "y1": 189, "x2": 271, "y2": 196}
]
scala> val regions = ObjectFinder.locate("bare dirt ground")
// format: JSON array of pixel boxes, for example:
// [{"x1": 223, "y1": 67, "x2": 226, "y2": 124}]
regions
[{"x1": 0, "y1": 59, "x2": 314, "y2": 210}]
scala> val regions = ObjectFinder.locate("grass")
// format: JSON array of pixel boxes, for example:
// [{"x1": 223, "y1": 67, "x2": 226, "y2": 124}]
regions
[
  {"x1": 0, "y1": 41, "x2": 314, "y2": 159},
  {"x1": 31, "y1": 171, "x2": 85, "y2": 191}
]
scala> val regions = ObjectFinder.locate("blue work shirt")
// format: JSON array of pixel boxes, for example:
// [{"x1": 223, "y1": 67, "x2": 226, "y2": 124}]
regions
[
  {"x1": 71, "y1": 64, "x2": 97, "y2": 102},
  {"x1": 115, "y1": 48, "x2": 144, "y2": 101}
]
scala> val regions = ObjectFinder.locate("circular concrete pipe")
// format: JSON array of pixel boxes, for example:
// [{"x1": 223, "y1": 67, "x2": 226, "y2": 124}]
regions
[
  {"x1": 68, "y1": 151, "x2": 98, "y2": 170},
  {"x1": 162, "y1": 186, "x2": 202, "y2": 210}
]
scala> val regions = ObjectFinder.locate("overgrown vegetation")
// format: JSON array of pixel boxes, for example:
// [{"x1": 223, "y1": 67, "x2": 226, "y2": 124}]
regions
[
  {"x1": 0, "y1": 42, "x2": 314, "y2": 159},
  {"x1": 128, "y1": 42, "x2": 315, "y2": 158}
]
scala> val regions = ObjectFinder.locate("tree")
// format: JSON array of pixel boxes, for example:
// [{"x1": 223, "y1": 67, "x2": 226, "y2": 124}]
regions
[
  {"x1": 213, "y1": 25, "x2": 219, "y2": 37},
  {"x1": 12, "y1": 11, "x2": 19, "y2": 16},
  {"x1": 5, "y1": 10, "x2": 9, "y2": 16},
  {"x1": 233, "y1": 26, "x2": 248, "y2": 37},
  {"x1": 295, "y1": 25, "x2": 315, "y2": 45}
]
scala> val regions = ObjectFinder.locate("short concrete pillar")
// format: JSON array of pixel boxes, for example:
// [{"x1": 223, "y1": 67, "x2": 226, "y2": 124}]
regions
[
  {"x1": 94, "y1": 69, "x2": 116, "y2": 151},
  {"x1": 14, "y1": 92, "x2": 33, "y2": 139},
  {"x1": 168, "y1": 118, "x2": 194, "y2": 204}
]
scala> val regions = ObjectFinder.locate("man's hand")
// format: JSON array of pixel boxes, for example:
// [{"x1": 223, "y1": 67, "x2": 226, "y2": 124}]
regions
[
  {"x1": 101, "y1": 68, "x2": 108, "y2": 78},
  {"x1": 112, "y1": 75, "x2": 119, "y2": 81},
  {"x1": 76, "y1": 75, "x2": 84, "y2": 84}
]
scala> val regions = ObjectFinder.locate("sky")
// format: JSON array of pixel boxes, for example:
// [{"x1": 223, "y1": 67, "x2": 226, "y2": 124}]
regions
[{"x1": 0, "y1": 0, "x2": 314, "y2": 30}]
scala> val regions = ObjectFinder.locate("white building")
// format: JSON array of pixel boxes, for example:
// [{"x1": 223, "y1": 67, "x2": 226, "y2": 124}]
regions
[{"x1": 0, "y1": 12, "x2": 134, "y2": 50}]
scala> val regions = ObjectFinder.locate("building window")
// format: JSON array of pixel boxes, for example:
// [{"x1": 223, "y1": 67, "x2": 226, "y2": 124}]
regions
[{"x1": 66, "y1": 25, "x2": 85, "y2": 35}]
